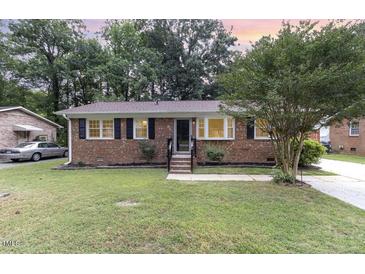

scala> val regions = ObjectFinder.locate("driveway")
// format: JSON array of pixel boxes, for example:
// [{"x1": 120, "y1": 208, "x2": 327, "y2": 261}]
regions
[
  {"x1": 303, "y1": 175, "x2": 365, "y2": 210},
  {"x1": 316, "y1": 159, "x2": 365, "y2": 181},
  {"x1": 0, "y1": 158, "x2": 66, "y2": 170},
  {"x1": 309, "y1": 159, "x2": 365, "y2": 210}
]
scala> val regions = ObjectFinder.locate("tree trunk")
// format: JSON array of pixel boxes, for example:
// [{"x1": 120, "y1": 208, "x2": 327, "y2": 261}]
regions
[
  {"x1": 52, "y1": 74, "x2": 60, "y2": 113},
  {"x1": 271, "y1": 132, "x2": 307, "y2": 184},
  {"x1": 292, "y1": 133, "x2": 305, "y2": 179}
]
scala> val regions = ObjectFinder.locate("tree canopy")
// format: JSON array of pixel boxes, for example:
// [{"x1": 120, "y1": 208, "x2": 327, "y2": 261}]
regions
[
  {"x1": 219, "y1": 20, "x2": 365, "y2": 180},
  {"x1": 138, "y1": 20, "x2": 238, "y2": 100},
  {"x1": 1, "y1": 19, "x2": 237, "y2": 118},
  {"x1": 7, "y1": 19, "x2": 85, "y2": 119},
  {"x1": 101, "y1": 21, "x2": 162, "y2": 101}
]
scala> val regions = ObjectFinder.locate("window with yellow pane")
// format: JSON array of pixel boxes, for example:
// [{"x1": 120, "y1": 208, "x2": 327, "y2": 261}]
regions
[
  {"x1": 135, "y1": 118, "x2": 148, "y2": 139},
  {"x1": 208, "y1": 119, "x2": 224, "y2": 138},
  {"x1": 255, "y1": 118, "x2": 270, "y2": 139},
  {"x1": 102, "y1": 120, "x2": 114, "y2": 138},
  {"x1": 196, "y1": 117, "x2": 234, "y2": 139},
  {"x1": 227, "y1": 117, "x2": 234, "y2": 138},
  {"x1": 88, "y1": 120, "x2": 100, "y2": 138},
  {"x1": 88, "y1": 119, "x2": 114, "y2": 139},
  {"x1": 197, "y1": 118, "x2": 205, "y2": 138}
]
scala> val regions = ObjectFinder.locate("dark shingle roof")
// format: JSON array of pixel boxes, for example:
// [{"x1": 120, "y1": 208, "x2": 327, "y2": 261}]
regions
[{"x1": 55, "y1": 100, "x2": 222, "y2": 115}]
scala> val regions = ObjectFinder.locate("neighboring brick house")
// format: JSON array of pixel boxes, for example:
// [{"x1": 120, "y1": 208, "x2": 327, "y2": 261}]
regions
[
  {"x1": 329, "y1": 118, "x2": 365, "y2": 155},
  {"x1": 0, "y1": 106, "x2": 62, "y2": 148},
  {"x1": 56, "y1": 100, "x2": 279, "y2": 172}
]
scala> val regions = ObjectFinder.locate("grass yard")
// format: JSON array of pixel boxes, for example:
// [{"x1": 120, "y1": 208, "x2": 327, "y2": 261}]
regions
[
  {"x1": 0, "y1": 160, "x2": 364, "y2": 253},
  {"x1": 323, "y1": 153, "x2": 365, "y2": 164},
  {"x1": 194, "y1": 166, "x2": 336, "y2": 176}
]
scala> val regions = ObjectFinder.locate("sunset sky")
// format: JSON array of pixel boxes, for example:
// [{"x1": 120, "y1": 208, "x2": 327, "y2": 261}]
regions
[
  {"x1": 1, "y1": 19, "x2": 334, "y2": 51},
  {"x1": 83, "y1": 19, "x2": 332, "y2": 51}
]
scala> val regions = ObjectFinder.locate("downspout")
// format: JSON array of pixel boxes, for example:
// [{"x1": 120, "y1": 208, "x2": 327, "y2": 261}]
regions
[{"x1": 63, "y1": 114, "x2": 72, "y2": 165}]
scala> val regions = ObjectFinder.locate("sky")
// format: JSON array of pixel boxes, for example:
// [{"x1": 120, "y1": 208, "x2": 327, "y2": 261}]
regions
[
  {"x1": 1, "y1": 19, "x2": 333, "y2": 51},
  {"x1": 83, "y1": 19, "x2": 333, "y2": 51}
]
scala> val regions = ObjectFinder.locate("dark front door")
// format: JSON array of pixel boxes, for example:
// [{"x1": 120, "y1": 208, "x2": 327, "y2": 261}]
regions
[{"x1": 176, "y1": 120, "x2": 190, "y2": 152}]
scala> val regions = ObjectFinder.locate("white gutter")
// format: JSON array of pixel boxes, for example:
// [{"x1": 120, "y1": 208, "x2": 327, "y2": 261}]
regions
[{"x1": 63, "y1": 114, "x2": 72, "y2": 165}]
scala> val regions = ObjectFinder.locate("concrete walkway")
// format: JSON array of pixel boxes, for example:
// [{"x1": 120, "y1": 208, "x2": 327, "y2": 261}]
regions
[
  {"x1": 167, "y1": 173, "x2": 365, "y2": 210},
  {"x1": 167, "y1": 173, "x2": 272, "y2": 181}
]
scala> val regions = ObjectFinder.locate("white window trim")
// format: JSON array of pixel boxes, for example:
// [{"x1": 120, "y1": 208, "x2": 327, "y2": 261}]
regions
[
  {"x1": 86, "y1": 119, "x2": 114, "y2": 140},
  {"x1": 196, "y1": 117, "x2": 235, "y2": 140},
  {"x1": 254, "y1": 120, "x2": 271, "y2": 140},
  {"x1": 349, "y1": 121, "x2": 360, "y2": 137},
  {"x1": 133, "y1": 118, "x2": 149, "y2": 140}
]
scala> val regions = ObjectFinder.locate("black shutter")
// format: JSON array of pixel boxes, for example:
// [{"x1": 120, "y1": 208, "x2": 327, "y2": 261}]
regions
[
  {"x1": 246, "y1": 118, "x2": 255, "y2": 139},
  {"x1": 114, "y1": 118, "x2": 121, "y2": 139},
  {"x1": 126, "y1": 118, "x2": 134, "y2": 139},
  {"x1": 148, "y1": 118, "x2": 155, "y2": 139},
  {"x1": 79, "y1": 118, "x2": 86, "y2": 139}
]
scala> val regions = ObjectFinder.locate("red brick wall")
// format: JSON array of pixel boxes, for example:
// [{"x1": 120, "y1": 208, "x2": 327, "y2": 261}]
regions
[
  {"x1": 308, "y1": 130, "x2": 320, "y2": 142},
  {"x1": 0, "y1": 109, "x2": 58, "y2": 148},
  {"x1": 330, "y1": 119, "x2": 365, "y2": 156},
  {"x1": 193, "y1": 119, "x2": 274, "y2": 164},
  {"x1": 71, "y1": 118, "x2": 174, "y2": 165},
  {"x1": 70, "y1": 118, "x2": 274, "y2": 165}
]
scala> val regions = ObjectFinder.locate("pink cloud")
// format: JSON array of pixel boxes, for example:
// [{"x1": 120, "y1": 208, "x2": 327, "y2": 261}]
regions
[
  {"x1": 222, "y1": 19, "x2": 334, "y2": 50},
  {"x1": 83, "y1": 19, "x2": 346, "y2": 51}
]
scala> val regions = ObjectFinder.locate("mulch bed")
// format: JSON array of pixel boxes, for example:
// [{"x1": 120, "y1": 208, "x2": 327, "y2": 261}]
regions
[
  {"x1": 281, "y1": 180, "x2": 311, "y2": 187},
  {"x1": 53, "y1": 164, "x2": 166, "y2": 170}
]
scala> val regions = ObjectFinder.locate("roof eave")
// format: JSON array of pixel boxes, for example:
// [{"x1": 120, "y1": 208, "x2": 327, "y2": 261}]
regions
[
  {"x1": 3, "y1": 107, "x2": 63, "y2": 128},
  {"x1": 56, "y1": 110, "x2": 222, "y2": 116}
]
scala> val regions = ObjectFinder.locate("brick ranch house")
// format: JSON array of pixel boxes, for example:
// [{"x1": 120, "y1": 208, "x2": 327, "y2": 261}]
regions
[
  {"x1": 329, "y1": 118, "x2": 365, "y2": 155},
  {"x1": 0, "y1": 106, "x2": 62, "y2": 148},
  {"x1": 56, "y1": 100, "x2": 319, "y2": 172}
]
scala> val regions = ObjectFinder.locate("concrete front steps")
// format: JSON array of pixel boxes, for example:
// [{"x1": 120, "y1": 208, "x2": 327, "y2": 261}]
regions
[{"x1": 170, "y1": 154, "x2": 191, "y2": 174}]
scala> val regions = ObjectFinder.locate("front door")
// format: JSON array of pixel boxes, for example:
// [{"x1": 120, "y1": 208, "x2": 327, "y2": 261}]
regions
[{"x1": 176, "y1": 119, "x2": 190, "y2": 152}]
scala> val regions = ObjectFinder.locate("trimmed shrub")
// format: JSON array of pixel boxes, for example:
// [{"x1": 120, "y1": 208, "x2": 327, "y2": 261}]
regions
[
  {"x1": 205, "y1": 145, "x2": 225, "y2": 162},
  {"x1": 299, "y1": 139, "x2": 326, "y2": 166},
  {"x1": 272, "y1": 169, "x2": 296, "y2": 184},
  {"x1": 139, "y1": 141, "x2": 156, "y2": 162}
]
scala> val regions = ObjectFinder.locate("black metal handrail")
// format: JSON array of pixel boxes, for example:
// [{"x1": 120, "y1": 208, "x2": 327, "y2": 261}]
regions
[
  {"x1": 167, "y1": 138, "x2": 173, "y2": 172},
  {"x1": 190, "y1": 136, "x2": 197, "y2": 173}
]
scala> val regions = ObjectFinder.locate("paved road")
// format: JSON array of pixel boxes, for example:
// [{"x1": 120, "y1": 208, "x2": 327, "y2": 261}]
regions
[{"x1": 0, "y1": 158, "x2": 66, "y2": 170}]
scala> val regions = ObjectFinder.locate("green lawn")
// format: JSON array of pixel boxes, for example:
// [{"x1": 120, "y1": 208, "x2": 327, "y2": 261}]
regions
[
  {"x1": 194, "y1": 166, "x2": 336, "y2": 176},
  {"x1": 323, "y1": 153, "x2": 365, "y2": 164},
  {"x1": 0, "y1": 160, "x2": 364, "y2": 253}
]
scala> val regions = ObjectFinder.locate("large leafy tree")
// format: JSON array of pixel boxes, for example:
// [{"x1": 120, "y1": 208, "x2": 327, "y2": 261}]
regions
[
  {"x1": 102, "y1": 21, "x2": 161, "y2": 101},
  {"x1": 64, "y1": 38, "x2": 106, "y2": 106},
  {"x1": 0, "y1": 21, "x2": 7, "y2": 99},
  {"x1": 7, "y1": 19, "x2": 85, "y2": 117},
  {"x1": 220, "y1": 21, "x2": 365, "y2": 181},
  {"x1": 139, "y1": 19, "x2": 237, "y2": 100},
  {"x1": 0, "y1": 21, "x2": 47, "y2": 113}
]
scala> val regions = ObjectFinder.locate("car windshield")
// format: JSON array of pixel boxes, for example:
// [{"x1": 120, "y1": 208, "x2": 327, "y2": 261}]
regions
[{"x1": 15, "y1": 142, "x2": 35, "y2": 148}]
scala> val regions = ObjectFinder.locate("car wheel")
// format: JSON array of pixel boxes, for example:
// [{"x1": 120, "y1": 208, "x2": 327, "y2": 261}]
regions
[
  {"x1": 63, "y1": 151, "x2": 69, "y2": 157},
  {"x1": 31, "y1": 153, "x2": 41, "y2": 162}
]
